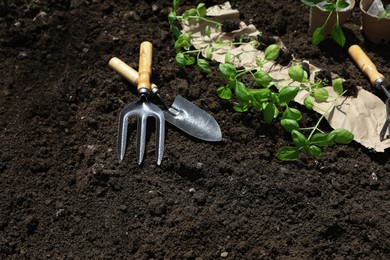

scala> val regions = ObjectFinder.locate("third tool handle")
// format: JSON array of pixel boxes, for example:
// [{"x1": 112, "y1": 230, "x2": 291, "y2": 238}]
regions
[
  {"x1": 138, "y1": 41, "x2": 153, "y2": 91},
  {"x1": 348, "y1": 45, "x2": 384, "y2": 88}
]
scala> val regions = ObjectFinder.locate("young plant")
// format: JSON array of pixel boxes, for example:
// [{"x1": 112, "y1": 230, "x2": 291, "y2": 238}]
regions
[
  {"x1": 276, "y1": 69, "x2": 354, "y2": 161},
  {"x1": 301, "y1": 0, "x2": 350, "y2": 47}
]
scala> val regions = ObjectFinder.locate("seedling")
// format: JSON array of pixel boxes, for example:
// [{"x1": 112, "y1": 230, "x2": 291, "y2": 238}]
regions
[
  {"x1": 168, "y1": 1, "x2": 354, "y2": 161},
  {"x1": 301, "y1": 0, "x2": 350, "y2": 47}
]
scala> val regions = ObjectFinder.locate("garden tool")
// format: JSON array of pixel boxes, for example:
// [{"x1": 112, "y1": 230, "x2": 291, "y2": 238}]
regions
[
  {"x1": 109, "y1": 57, "x2": 222, "y2": 142},
  {"x1": 348, "y1": 44, "x2": 390, "y2": 141},
  {"x1": 116, "y1": 41, "x2": 165, "y2": 165}
]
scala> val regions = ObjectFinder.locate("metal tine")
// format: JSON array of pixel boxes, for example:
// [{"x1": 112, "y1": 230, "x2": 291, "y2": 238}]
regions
[{"x1": 380, "y1": 99, "x2": 390, "y2": 141}]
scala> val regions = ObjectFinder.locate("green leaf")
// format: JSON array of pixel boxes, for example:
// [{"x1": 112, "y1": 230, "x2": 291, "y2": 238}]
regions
[
  {"x1": 279, "y1": 86, "x2": 300, "y2": 104},
  {"x1": 323, "y1": 3, "x2": 336, "y2": 12},
  {"x1": 206, "y1": 47, "x2": 213, "y2": 59},
  {"x1": 182, "y1": 8, "x2": 197, "y2": 20},
  {"x1": 304, "y1": 95, "x2": 315, "y2": 110},
  {"x1": 234, "y1": 81, "x2": 249, "y2": 102},
  {"x1": 331, "y1": 23, "x2": 346, "y2": 47},
  {"x1": 307, "y1": 145, "x2": 323, "y2": 158},
  {"x1": 291, "y1": 130, "x2": 309, "y2": 147},
  {"x1": 249, "y1": 88, "x2": 271, "y2": 103},
  {"x1": 281, "y1": 119, "x2": 300, "y2": 132},
  {"x1": 336, "y1": 0, "x2": 350, "y2": 9},
  {"x1": 332, "y1": 78, "x2": 343, "y2": 95},
  {"x1": 197, "y1": 59, "x2": 212, "y2": 73},
  {"x1": 224, "y1": 52, "x2": 231, "y2": 64},
  {"x1": 196, "y1": 3, "x2": 207, "y2": 17},
  {"x1": 310, "y1": 132, "x2": 335, "y2": 147},
  {"x1": 219, "y1": 63, "x2": 237, "y2": 81},
  {"x1": 288, "y1": 65, "x2": 305, "y2": 83},
  {"x1": 282, "y1": 107, "x2": 302, "y2": 121},
  {"x1": 264, "y1": 102, "x2": 277, "y2": 124},
  {"x1": 168, "y1": 10, "x2": 177, "y2": 24},
  {"x1": 300, "y1": 0, "x2": 323, "y2": 7},
  {"x1": 217, "y1": 86, "x2": 232, "y2": 100},
  {"x1": 313, "y1": 88, "x2": 329, "y2": 102},
  {"x1": 205, "y1": 25, "x2": 211, "y2": 38},
  {"x1": 173, "y1": 0, "x2": 181, "y2": 11},
  {"x1": 330, "y1": 128, "x2": 354, "y2": 144},
  {"x1": 276, "y1": 146, "x2": 300, "y2": 161},
  {"x1": 233, "y1": 102, "x2": 249, "y2": 112},
  {"x1": 313, "y1": 27, "x2": 326, "y2": 45},
  {"x1": 253, "y1": 71, "x2": 273, "y2": 87},
  {"x1": 175, "y1": 53, "x2": 195, "y2": 67},
  {"x1": 264, "y1": 44, "x2": 280, "y2": 61},
  {"x1": 170, "y1": 24, "x2": 182, "y2": 39},
  {"x1": 174, "y1": 33, "x2": 191, "y2": 51}
]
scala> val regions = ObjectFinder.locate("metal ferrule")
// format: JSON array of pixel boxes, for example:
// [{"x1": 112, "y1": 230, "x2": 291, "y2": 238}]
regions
[{"x1": 138, "y1": 88, "x2": 150, "y2": 96}]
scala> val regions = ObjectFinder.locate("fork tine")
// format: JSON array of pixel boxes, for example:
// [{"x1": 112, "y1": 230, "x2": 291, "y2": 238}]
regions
[
  {"x1": 136, "y1": 114, "x2": 148, "y2": 165},
  {"x1": 380, "y1": 99, "x2": 390, "y2": 141},
  {"x1": 118, "y1": 111, "x2": 130, "y2": 162},
  {"x1": 154, "y1": 112, "x2": 165, "y2": 165}
]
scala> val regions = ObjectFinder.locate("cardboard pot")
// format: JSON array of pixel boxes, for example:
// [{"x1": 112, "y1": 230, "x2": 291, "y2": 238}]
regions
[
  {"x1": 360, "y1": 0, "x2": 390, "y2": 44},
  {"x1": 309, "y1": 0, "x2": 355, "y2": 35}
]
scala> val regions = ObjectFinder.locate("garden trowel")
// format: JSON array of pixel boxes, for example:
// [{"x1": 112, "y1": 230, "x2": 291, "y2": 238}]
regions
[{"x1": 109, "y1": 57, "x2": 222, "y2": 142}]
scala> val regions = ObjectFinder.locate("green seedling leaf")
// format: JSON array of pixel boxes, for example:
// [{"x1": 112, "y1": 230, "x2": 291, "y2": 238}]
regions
[
  {"x1": 330, "y1": 128, "x2": 354, "y2": 144},
  {"x1": 336, "y1": 0, "x2": 350, "y2": 9},
  {"x1": 323, "y1": 3, "x2": 336, "y2": 12},
  {"x1": 300, "y1": 0, "x2": 323, "y2": 7},
  {"x1": 256, "y1": 57, "x2": 264, "y2": 67},
  {"x1": 253, "y1": 71, "x2": 273, "y2": 87},
  {"x1": 234, "y1": 80, "x2": 249, "y2": 102},
  {"x1": 168, "y1": 10, "x2": 177, "y2": 23},
  {"x1": 182, "y1": 8, "x2": 197, "y2": 20},
  {"x1": 206, "y1": 47, "x2": 213, "y2": 59},
  {"x1": 196, "y1": 3, "x2": 207, "y2": 17},
  {"x1": 307, "y1": 145, "x2": 323, "y2": 158},
  {"x1": 249, "y1": 88, "x2": 271, "y2": 103},
  {"x1": 219, "y1": 63, "x2": 237, "y2": 81},
  {"x1": 281, "y1": 119, "x2": 300, "y2": 132},
  {"x1": 282, "y1": 107, "x2": 302, "y2": 121},
  {"x1": 170, "y1": 24, "x2": 182, "y2": 39},
  {"x1": 233, "y1": 102, "x2": 249, "y2": 112},
  {"x1": 276, "y1": 146, "x2": 300, "y2": 161},
  {"x1": 175, "y1": 53, "x2": 195, "y2": 67},
  {"x1": 173, "y1": 0, "x2": 181, "y2": 11},
  {"x1": 313, "y1": 88, "x2": 329, "y2": 102},
  {"x1": 304, "y1": 95, "x2": 315, "y2": 110},
  {"x1": 379, "y1": 4, "x2": 390, "y2": 19},
  {"x1": 279, "y1": 86, "x2": 300, "y2": 104},
  {"x1": 175, "y1": 33, "x2": 191, "y2": 51},
  {"x1": 331, "y1": 23, "x2": 346, "y2": 47},
  {"x1": 225, "y1": 52, "x2": 231, "y2": 64},
  {"x1": 291, "y1": 130, "x2": 309, "y2": 147},
  {"x1": 197, "y1": 59, "x2": 212, "y2": 73},
  {"x1": 288, "y1": 65, "x2": 305, "y2": 83},
  {"x1": 264, "y1": 102, "x2": 277, "y2": 124},
  {"x1": 205, "y1": 25, "x2": 211, "y2": 38},
  {"x1": 217, "y1": 86, "x2": 232, "y2": 100},
  {"x1": 310, "y1": 132, "x2": 335, "y2": 147},
  {"x1": 332, "y1": 78, "x2": 343, "y2": 95},
  {"x1": 313, "y1": 27, "x2": 326, "y2": 45},
  {"x1": 264, "y1": 44, "x2": 280, "y2": 61}
]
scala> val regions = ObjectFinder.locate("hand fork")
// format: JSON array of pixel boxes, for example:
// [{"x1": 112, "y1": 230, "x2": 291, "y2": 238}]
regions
[{"x1": 115, "y1": 41, "x2": 165, "y2": 165}]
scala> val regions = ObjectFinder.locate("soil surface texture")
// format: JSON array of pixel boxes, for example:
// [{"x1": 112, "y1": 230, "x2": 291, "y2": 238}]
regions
[{"x1": 1, "y1": 0, "x2": 390, "y2": 259}]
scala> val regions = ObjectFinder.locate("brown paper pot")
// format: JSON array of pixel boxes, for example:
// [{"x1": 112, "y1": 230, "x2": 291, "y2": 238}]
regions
[
  {"x1": 360, "y1": 0, "x2": 390, "y2": 44},
  {"x1": 309, "y1": 0, "x2": 355, "y2": 35}
]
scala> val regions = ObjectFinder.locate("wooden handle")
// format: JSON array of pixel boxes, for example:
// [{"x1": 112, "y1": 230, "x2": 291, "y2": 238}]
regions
[
  {"x1": 108, "y1": 57, "x2": 158, "y2": 89},
  {"x1": 138, "y1": 41, "x2": 153, "y2": 91},
  {"x1": 348, "y1": 45, "x2": 384, "y2": 88}
]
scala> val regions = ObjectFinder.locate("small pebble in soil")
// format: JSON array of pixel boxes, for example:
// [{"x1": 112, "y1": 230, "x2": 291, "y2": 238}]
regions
[
  {"x1": 221, "y1": 252, "x2": 228, "y2": 257},
  {"x1": 279, "y1": 167, "x2": 290, "y2": 175},
  {"x1": 118, "y1": 205, "x2": 127, "y2": 212},
  {"x1": 195, "y1": 162, "x2": 203, "y2": 170},
  {"x1": 14, "y1": 21, "x2": 21, "y2": 27},
  {"x1": 152, "y1": 4, "x2": 158, "y2": 12},
  {"x1": 189, "y1": 188, "x2": 196, "y2": 193}
]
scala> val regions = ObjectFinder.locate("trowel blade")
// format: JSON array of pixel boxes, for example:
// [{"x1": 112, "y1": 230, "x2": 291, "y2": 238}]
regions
[{"x1": 164, "y1": 96, "x2": 222, "y2": 142}]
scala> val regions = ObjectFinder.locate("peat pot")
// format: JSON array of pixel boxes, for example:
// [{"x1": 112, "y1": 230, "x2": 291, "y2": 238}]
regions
[
  {"x1": 360, "y1": 0, "x2": 390, "y2": 44},
  {"x1": 309, "y1": 0, "x2": 355, "y2": 35}
]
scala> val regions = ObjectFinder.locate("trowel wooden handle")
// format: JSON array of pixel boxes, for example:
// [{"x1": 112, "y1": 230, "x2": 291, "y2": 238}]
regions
[
  {"x1": 138, "y1": 41, "x2": 153, "y2": 91},
  {"x1": 348, "y1": 45, "x2": 384, "y2": 88},
  {"x1": 108, "y1": 57, "x2": 158, "y2": 89}
]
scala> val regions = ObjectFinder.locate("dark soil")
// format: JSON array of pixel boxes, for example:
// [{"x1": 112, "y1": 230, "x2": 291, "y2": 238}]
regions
[{"x1": 1, "y1": 0, "x2": 390, "y2": 259}]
